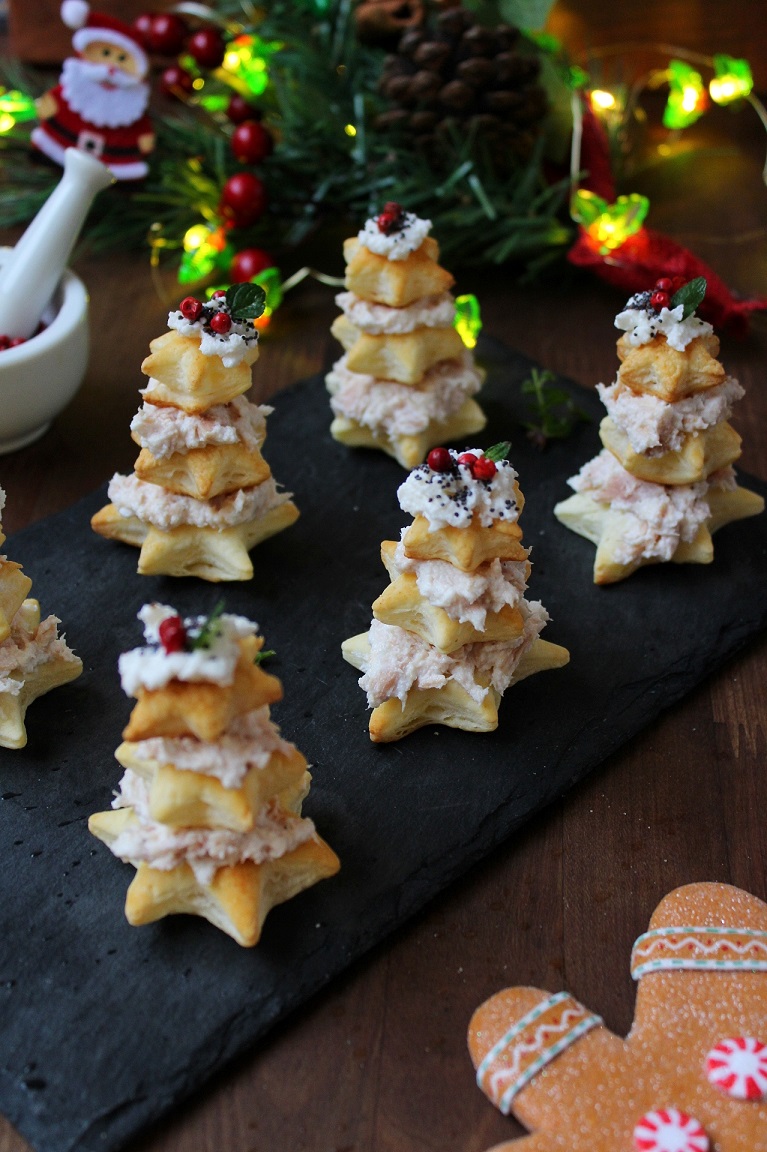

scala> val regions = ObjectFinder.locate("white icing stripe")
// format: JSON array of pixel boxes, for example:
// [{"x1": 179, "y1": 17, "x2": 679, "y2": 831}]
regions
[
  {"x1": 631, "y1": 926, "x2": 767, "y2": 980},
  {"x1": 475, "y1": 992, "x2": 571, "y2": 1086},
  {"x1": 497, "y1": 1016, "x2": 601, "y2": 1114}
]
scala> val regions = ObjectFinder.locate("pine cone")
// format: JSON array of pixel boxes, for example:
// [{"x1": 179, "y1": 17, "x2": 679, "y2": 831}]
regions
[{"x1": 376, "y1": 3, "x2": 548, "y2": 171}]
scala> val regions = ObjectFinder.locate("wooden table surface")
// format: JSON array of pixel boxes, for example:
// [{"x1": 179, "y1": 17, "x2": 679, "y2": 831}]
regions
[{"x1": 2, "y1": 10, "x2": 767, "y2": 1152}]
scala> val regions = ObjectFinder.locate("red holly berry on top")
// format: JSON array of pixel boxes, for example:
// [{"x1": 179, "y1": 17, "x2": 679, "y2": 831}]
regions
[
  {"x1": 426, "y1": 446, "x2": 453, "y2": 473},
  {"x1": 179, "y1": 296, "x2": 203, "y2": 322},
  {"x1": 158, "y1": 615, "x2": 186, "y2": 653},
  {"x1": 376, "y1": 201, "x2": 406, "y2": 235}
]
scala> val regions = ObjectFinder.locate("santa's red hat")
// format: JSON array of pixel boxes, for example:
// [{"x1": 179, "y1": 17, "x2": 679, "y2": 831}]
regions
[{"x1": 61, "y1": 2, "x2": 149, "y2": 77}]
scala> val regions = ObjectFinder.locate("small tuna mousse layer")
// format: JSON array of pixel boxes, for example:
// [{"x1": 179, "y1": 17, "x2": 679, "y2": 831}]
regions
[
  {"x1": 334, "y1": 291, "x2": 456, "y2": 335},
  {"x1": 359, "y1": 605, "x2": 548, "y2": 708},
  {"x1": 131, "y1": 395, "x2": 272, "y2": 460},
  {"x1": 397, "y1": 447, "x2": 520, "y2": 530},
  {"x1": 107, "y1": 472, "x2": 291, "y2": 531},
  {"x1": 110, "y1": 769, "x2": 315, "y2": 885},
  {"x1": 597, "y1": 376, "x2": 744, "y2": 456},
  {"x1": 569, "y1": 449, "x2": 737, "y2": 564},
  {"x1": 129, "y1": 706, "x2": 295, "y2": 790},
  {"x1": 0, "y1": 615, "x2": 79, "y2": 695},
  {"x1": 392, "y1": 535, "x2": 529, "y2": 629},
  {"x1": 327, "y1": 351, "x2": 482, "y2": 438}
]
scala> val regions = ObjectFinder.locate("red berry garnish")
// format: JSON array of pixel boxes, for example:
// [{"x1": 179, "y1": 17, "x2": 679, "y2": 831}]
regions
[
  {"x1": 457, "y1": 452, "x2": 478, "y2": 467},
  {"x1": 8, "y1": 337, "x2": 26, "y2": 347},
  {"x1": 0, "y1": 335, "x2": 10, "y2": 351},
  {"x1": 160, "y1": 64, "x2": 194, "y2": 99},
  {"x1": 211, "y1": 289, "x2": 227, "y2": 298},
  {"x1": 148, "y1": 12, "x2": 188, "y2": 55},
  {"x1": 158, "y1": 615, "x2": 186, "y2": 653},
  {"x1": 376, "y1": 201, "x2": 405, "y2": 234},
  {"x1": 655, "y1": 277, "x2": 673, "y2": 292},
  {"x1": 187, "y1": 27, "x2": 226, "y2": 69},
  {"x1": 426, "y1": 447, "x2": 453, "y2": 472},
  {"x1": 179, "y1": 296, "x2": 203, "y2": 322},
  {"x1": 472, "y1": 457, "x2": 497, "y2": 481},
  {"x1": 210, "y1": 311, "x2": 232, "y2": 334},
  {"x1": 650, "y1": 290, "x2": 670, "y2": 312},
  {"x1": 220, "y1": 172, "x2": 268, "y2": 227},
  {"x1": 231, "y1": 120, "x2": 273, "y2": 164},
  {"x1": 231, "y1": 247, "x2": 274, "y2": 283},
  {"x1": 226, "y1": 94, "x2": 261, "y2": 124}
]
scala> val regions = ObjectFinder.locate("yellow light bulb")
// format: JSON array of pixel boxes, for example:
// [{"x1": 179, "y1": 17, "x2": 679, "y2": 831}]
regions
[
  {"x1": 0, "y1": 112, "x2": 15, "y2": 134},
  {"x1": 590, "y1": 89, "x2": 616, "y2": 111},
  {"x1": 183, "y1": 224, "x2": 211, "y2": 253},
  {"x1": 344, "y1": 124, "x2": 357, "y2": 137}
]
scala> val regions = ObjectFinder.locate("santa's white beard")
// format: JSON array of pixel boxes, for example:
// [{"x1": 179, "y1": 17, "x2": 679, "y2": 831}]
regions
[{"x1": 61, "y1": 56, "x2": 149, "y2": 128}]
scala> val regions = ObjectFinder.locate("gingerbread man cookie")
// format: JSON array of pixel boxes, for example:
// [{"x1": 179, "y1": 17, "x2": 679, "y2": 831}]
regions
[{"x1": 468, "y1": 883, "x2": 767, "y2": 1151}]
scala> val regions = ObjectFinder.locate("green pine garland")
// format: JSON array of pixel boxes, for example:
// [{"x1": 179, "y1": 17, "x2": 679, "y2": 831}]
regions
[{"x1": 0, "y1": 0, "x2": 574, "y2": 274}]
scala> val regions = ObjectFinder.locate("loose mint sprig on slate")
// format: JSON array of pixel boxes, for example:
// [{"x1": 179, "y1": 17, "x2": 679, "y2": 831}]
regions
[
  {"x1": 521, "y1": 368, "x2": 590, "y2": 449},
  {"x1": 191, "y1": 600, "x2": 226, "y2": 650},
  {"x1": 225, "y1": 282, "x2": 266, "y2": 322},
  {"x1": 670, "y1": 276, "x2": 706, "y2": 319},
  {"x1": 485, "y1": 440, "x2": 512, "y2": 462}
]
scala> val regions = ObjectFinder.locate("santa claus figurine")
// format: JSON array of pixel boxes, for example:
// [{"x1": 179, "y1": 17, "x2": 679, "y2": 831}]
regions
[{"x1": 31, "y1": 1, "x2": 155, "y2": 181}]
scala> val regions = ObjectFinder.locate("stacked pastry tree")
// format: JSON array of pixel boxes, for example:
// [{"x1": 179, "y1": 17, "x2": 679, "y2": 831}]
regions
[
  {"x1": 0, "y1": 485, "x2": 82, "y2": 749},
  {"x1": 92, "y1": 285, "x2": 298, "y2": 581},
  {"x1": 327, "y1": 202, "x2": 486, "y2": 469},
  {"x1": 342, "y1": 445, "x2": 569, "y2": 741},
  {"x1": 555, "y1": 278, "x2": 764, "y2": 583},
  {"x1": 89, "y1": 604, "x2": 340, "y2": 947}
]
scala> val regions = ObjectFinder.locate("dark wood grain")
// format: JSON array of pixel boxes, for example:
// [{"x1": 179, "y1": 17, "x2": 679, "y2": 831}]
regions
[{"x1": 2, "y1": 6, "x2": 767, "y2": 1148}]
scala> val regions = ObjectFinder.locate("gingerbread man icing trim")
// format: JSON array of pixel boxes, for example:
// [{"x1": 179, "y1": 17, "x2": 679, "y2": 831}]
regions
[
  {"x1": 631, "y1": 926, "x2": 767, "y2": 978},
  {"x1": 474, "y1": 991, "x2": 602, "y2": 1113}
]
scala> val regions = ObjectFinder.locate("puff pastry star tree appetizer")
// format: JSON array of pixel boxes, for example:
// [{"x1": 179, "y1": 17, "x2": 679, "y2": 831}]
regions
[
  {"x1": 342, "y1": 445, "x2": 569, "y2": 741},
  {"x1": 89, "y1": 603, "x2": 339, "y2": 946},
  {"x1": 327, "y1": 203, "x2": 487, "y2": 469},
  {"x1": 555, "y1": 278, "x2": 764, "y2": 584},
  {"x1": 92, "y1": 286, "x2": 298, "y2": 581},
  {"x1": 0, "y1": 485, "x2": 82, "y2": 749}
]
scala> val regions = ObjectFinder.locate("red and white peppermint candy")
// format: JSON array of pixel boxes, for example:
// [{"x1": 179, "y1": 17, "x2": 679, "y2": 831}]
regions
[
  {"x1": 706, "y1": 1036, "x2": 767, "y2": 1100},
  {"x1": 634, "y1": 1108, "x2": 708, "y2": 1152}
]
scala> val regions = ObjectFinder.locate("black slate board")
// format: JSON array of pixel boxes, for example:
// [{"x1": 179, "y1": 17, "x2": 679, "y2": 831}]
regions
[{"x1": 2, "y1": 337, "x2": 767, "y2": 1152}]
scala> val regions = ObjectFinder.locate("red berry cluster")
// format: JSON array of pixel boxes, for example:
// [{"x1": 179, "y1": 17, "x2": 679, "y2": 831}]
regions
[
  {"x1": 158, "y1": 614, "x2": 187, "y2": 653},
  {"x1": 649, "y1": 275, "x2": 685, "y2": 313},
  {"x1": 376, "y1": 202, "x2": 406, "y2": 235},
  {"x1": 134, "y1": 12, "x2": 227, "y2": 86},
  {"x1": 0, "y1": 334, "x2": 27, "y2": 352},
  {"x1": 426, "y1": 447, "x2": 497, "y2": 481},
  {"x1": 178, "y1": 295, "x2": 233, "y2": 334}
]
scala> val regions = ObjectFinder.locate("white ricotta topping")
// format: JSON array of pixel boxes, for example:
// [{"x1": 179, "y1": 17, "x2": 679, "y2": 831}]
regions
[
  {"x1": 327, "y1": 352, "x2": 481, "y2": 437},
  {"x1": 357, "y1": 211, "x2": 431, "y2": 260},
  {"x1": 615, "y1": 301, "x2": 713, "y2": 352},
  {"x1": 0, "y1": 614, "x2": 79, "y2": 696},
  {"x1": 568, "y1": 449, "x2": 731, "y2": 564},
  {"x1": 392, "y1": 535, "x2": 529, "y2": 629},
  {"x1": 335, "y1": 291, "x2": 456, "y2": 335},
  {"x1": 397, "y1": 448, "x2": 520, "y2": 530},
  {"x1": 118, "y1": 603, "x2": 258, "y2": 695},
  {"x1": 110, "y1": 770, "x2": 315, "y2": 885},
  {"x1": 168, "y1": 295, "x2": 259, "y2": 367},
  {"x1": 127, "y1": 706, "x2": 294, "y2": 789},
  {"x1": 359, "y1": 606, "x2": 548, "y2": 707},
  {"x1": 597, "y1": 376, "x2": 744, "y2": 455},
  {"x1": 107, "y1": 472, "x2": 290, "y2": 530},
  {"x1": 130, "y1": 395, "x2": 271, "y2": 459}
]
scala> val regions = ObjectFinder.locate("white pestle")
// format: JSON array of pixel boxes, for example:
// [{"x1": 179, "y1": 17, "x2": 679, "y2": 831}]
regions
[{"x1": 0, "y1": 148, "x2": 114, "y2": 339}]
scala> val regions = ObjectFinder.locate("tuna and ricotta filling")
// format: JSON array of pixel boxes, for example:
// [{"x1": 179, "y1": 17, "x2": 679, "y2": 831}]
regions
[
  {"x1": 335, "y1": 291, "x2": 456, "y2": 335},
  {"x1": 391, "y1": 535, "x2": 529, "y2": 629},
  {"x1": 110, "y1": 770, "x2": 315, "y2": 884},
  {"x1": 131, "y1": 395, "x2": 271, "y2": 459},
  {"x1": 598, "y1": 376, "x2": 744, "y2": 455},
  {"x1": 108, "y1": 472, "x2": 290, "y2": 531},
  {"x1": 569, "y1": 449, "x2": 736, "y2": 564},
  {"x1": 0, "y1": 615, "x2": 79, "y2": 696},
  {"x1": 127, "y1": 706, "x2": 295, "y2": 789},
  {"x1": 359, "y1": 608, "x2": 548, "y2": 708},
  {"x1": 327, "y1": 352, "x2": 481, "y2": 437}
]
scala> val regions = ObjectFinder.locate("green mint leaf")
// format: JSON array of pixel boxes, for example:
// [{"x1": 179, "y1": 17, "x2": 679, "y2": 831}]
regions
[
  {"x1": 254, "y1": 648, "x2": 276, "y2": 665},
  {"x1": 225, "y1": 282, "x2": 266, "y2": 321},
  {"x1": 191, "y1": 600, "x2": 226, "y2": 650},
  {"x1": 485, "y1": 440, "x2": 512, "y2": 462},
  {"x1": 670, "y1": 276, "x2": 706, "y2": 320}
]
